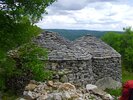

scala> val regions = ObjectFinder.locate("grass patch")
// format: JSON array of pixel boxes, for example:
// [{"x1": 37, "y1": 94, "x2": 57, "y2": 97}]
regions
[
  {"x1": 122, "y1": 69, "x2": 133, "y2": 83},
  {"x1": 105, "y1": 88, "x2": 122, "y2": 97}
]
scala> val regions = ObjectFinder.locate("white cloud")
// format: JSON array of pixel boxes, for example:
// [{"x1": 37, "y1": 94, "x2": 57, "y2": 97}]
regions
[
  {"x1": 51, "y1": 0, "x2": 88, "y2": 10},
  {"x1": 36, "y1": 0, "x2": 133, "y2": 31}
]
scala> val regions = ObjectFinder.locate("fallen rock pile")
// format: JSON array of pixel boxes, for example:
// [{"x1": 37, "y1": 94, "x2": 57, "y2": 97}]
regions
[{"x1": 17, "y1": 80, "x2": 114, "y2": 100}]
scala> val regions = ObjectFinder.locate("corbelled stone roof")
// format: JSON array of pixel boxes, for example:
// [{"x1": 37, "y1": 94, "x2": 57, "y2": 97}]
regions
[
  {"x1": 34, "y1": 31, "x2": 120, "y2": 60},
  {"x1": 73, "y1": 35, "x2": 121, "y2": 58}
]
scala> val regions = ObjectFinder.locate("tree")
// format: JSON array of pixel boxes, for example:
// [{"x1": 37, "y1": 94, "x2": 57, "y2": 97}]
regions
[
  {"x1": 0, "y1": 0, "x2": 55, "y2": 93},
  {"x1": 101, "y1": 32, "x2": 122, "y2": 53},
  {"x1": 102, "y1": 27, "x2": 133, "y2": 71},
  {"x1": 0, "y1": 0, "x2": 56, "y2": 52},
  {"x1": 0, "y1": 0, "x2": 55, "y2": 23}
]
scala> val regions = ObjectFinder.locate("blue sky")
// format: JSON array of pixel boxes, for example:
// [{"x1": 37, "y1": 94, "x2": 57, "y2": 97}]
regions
[{"x1": 36, "y1": 0, "x2": 133, "y2": 31}]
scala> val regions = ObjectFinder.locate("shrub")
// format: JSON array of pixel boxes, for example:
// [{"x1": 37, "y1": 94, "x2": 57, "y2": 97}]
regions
[{"x1": 0, "y1": 43, "x2": 52, "y2": 94}]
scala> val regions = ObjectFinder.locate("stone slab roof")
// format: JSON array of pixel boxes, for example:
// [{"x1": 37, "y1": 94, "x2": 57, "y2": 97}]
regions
[
  {"x1": 73, "y1": 35, "x2": 121, "y2": 58},
  {"x1": 34, "y1": 31, "x2": 120, "y2": 60}
]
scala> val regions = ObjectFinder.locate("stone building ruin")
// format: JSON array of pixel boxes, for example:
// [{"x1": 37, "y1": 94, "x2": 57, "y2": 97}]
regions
[{"x1": 34, "y1": 31, "x2": 122, "y2": 87}]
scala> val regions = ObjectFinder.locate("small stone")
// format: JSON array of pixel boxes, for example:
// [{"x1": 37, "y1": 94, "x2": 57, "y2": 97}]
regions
[
  {"x1": 52, "y1": 82, "x2": 62, "y2": 89},
  {"x1": 54, "y1": 82, "x2": 62, "y2": 86},
  {"x1": 40, "y1": 90, "x2": 47, "y2": 94},
  {"x1": 62, "y1": 91, "x2": 71, "y2": 99},
  {"x1": 86, "y1": 84, "x2": 97, "y2": 91},
  {"x1": 75, "y1": 97, "x2": 84, "y2": 100},
  {"x1": 95, "y1": 77, "x2": 122, "y2": 90},
  {"x1": 58, "y1": 83, "x2": 76, "y2": 91},
  {"x1": 37, "y1": 94, "x2": 48, "y2": 100},
  {"x1": 16, "y1": 98, "x2": 26, "y2": 100},
  {"x1": 53, "y1": 93, "x2": 62, "y2": 100},
  {"x1": 47, "y1": 81, "x2": 54, "y2": 87},
  {"x1": 25, "y1": 83, "x2": 37, "y2": 91},
  {"x1": 46, "y1": 94, "x2": 54, "y2": 100},
  {"x1": 102, "y1": 94, "x2": 114, "y2": 100},
  {"x1": 51, "y1": 63, "x2": 58, "y2": 70},
  {"x1": 60, "y1": 75, "x2": 68, "y2": 83},
  {"x1": 30, "y1": 80, "x2": 38, "y2": 85},
  {"x1": 70, "y1": 92, "x2": 80, "y2": 99},
  {"x1": 91, "y1": 88, "x2": 107, "y2": 96},
  {"x1": 23, "y1": 91, "x2": 35, "y2": 99}
]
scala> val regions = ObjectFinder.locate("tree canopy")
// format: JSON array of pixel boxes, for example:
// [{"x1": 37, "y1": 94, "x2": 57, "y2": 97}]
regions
[
  {"x1": 0, "y1": 0, "x2": 55, "y2": 23},
  {"x1": 0, "y1": 0, "x2": 56, "y2": 56},
  {"x1": 102, "y1": 27, "x2": 133, "y2": 71}
]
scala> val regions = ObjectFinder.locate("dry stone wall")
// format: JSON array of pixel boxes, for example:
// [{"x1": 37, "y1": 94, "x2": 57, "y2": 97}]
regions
[
  {"x1": 92, "y1": 57, "x2": 121, "y2": 82},
  {"x1": 34, "y1": 31, "x2": 122, "y2": 87},
  {"x1": 46, "y1": 60, "x2": 94, "y2": 87}
]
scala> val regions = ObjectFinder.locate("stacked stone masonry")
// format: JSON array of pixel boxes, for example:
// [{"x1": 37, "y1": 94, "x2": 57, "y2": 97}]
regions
[{"x1": 34, "y1": 31, "x2": 122, "y2": 87}]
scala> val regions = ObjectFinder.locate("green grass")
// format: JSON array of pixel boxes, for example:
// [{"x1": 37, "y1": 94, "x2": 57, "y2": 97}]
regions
[
  {"x1": 105, "y1": 88, "x2": 122, "y2": 97},
  {"x1": 122, "y1": 69, "x2": 133, "y2": 83}
]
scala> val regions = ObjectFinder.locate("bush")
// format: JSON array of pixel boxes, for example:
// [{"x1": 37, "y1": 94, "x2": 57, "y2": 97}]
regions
[{"x1": 0, "y1": 43, "x2": 52, "y2": 94}]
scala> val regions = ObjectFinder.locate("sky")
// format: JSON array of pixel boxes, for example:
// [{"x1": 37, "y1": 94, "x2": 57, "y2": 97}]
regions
[{"x1": 36, "y1": 0, "x2": 133, "y2": 31}]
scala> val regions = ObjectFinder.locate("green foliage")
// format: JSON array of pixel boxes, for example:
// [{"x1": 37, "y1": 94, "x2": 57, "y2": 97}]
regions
[
  {"x1": 0, "y1": 16, "x2": 41, "y2": 52},
  {"x1": 2, "y1": 90, "x2": 18, "y2": 100},
  {"x1": 0, "y1": 56, "x2": 16, "y2": 90},
  {"x1": 0, "y1": 18, "x2": 42, "y2": 90},
  {"x1": 102, "y1": 27, "x2": 133, "y2": 71},
  {"x1": 122, "y1": 67, "x2": 133, "y2": 83},
  {"x1": 105, "y1": 88, "x2": 122, "y2": 97},
  {"x1": 105, "y1": 67, "x2": 133, "y2": 98},
  {"x1": 0, "y1": 0, "x2": 56, "y2": 52},
  {"x1": 0, "y1": 0, "x2": 56, "y2": 23},
  {"x1": 101, "y1": 32, "x2": 122, "y2": 52},
  {"x1": 0, "y1": 43, "x2": 53, "y2": 92},
  {"x1": 0, "y1": 0, "x2": 55, "y2": 92},
  {"x1": 17, "y1": 43, "x2": 52, "y2": 81}
]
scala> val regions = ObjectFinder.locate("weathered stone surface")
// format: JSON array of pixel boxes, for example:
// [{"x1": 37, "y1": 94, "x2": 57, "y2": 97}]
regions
[
  {"x1": 25, "y1": 83, "x2": 37, "y2": 91},
  {"x1": 23, "y1": 91, "x2": 37, "y2": 99},
  {"x1": 37, "y1": 95, "x2": 48, "y2": 100},
  {"x1": 60, "y1": 75, "x2": 68, "y2": 83},
  {"x1": 53, "y1": 93, "x2": 62, "y2": 100},
  {"x1": 16, "y1": 98, "x2": 26, "y2": 100},
  {"x1": 62, "y1": 91, "x2": 71, "y2": 99},
  {"x1": 91, "y1": 88, "x2": 113, "y2": 100},
  {"x1": 92, "y1": 88, "x2": 107, "y2": 96},
  {"x1": 47, "y1": 81, "x2": 54, "y2": 87},
  {"x1": 95, "y1": 77, "x2": 122, "y2": 90},
  {"x1": 58, "y1": 83, "x2": 76, "y2": 91},
  {"x1": 103, "y1": 94, "x2": 114, "y2": 100},
  {"x1": 21, "y1": 81, "x2": 115, "y2": 100},
  {"x1": 86, "y1": 84, "x2": 97, "y2": 91}
]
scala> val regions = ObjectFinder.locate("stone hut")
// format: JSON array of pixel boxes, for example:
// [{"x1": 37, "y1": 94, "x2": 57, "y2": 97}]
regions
[{"x1": 34, "y1": 31, "x2": 121, "y2": 87}]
